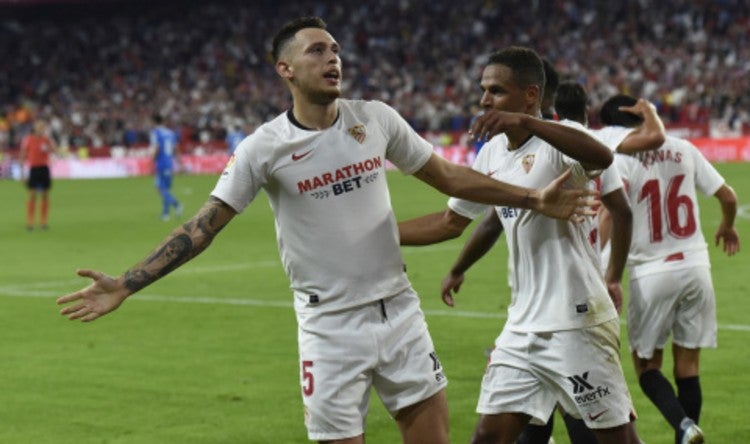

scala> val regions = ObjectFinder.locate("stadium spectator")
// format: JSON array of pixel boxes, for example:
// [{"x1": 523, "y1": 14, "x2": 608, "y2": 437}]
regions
[
  {"x1": 149, "y1": 113, "x2": 182, "y2": 221},
  {"x1": 1, "y1": 0, "x2": 748, "y2": 154},
  {"x1": 55, "y1": 17, "x2": 596, "y2": 444},
  {"x1": 19, "y1": 119, "x2": 59, "y2": 230},
  {"x1": 224, "y1": 122, "x2": 246, "y2": 154},
  {"x1": 400, "y1": 46, "x2": 641, "y2": 444},
  {"x1": 601, "y1": 93, "x2": 740, "y2": 444}
]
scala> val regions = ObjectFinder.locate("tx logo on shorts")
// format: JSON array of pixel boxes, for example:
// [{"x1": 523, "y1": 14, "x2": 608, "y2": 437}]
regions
[
  {"x1": 429, "y1": 351, "x2": 445, "y2": 383},
  {"x1": 568, "y1": 372, "x2": 594, "y2": 394},
  {"x1": 429, "y1": 351, "x2": 442, "y2": 371},
  {"x1": 569, "y1": 371, "x2": 612, "y2": 404}
]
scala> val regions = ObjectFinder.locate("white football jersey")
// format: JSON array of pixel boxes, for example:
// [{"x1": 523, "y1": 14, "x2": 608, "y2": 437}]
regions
[
  {"x1": 449, "y1": 120, "x2": 618, "y2": 333},
  {"x1": 591, "y1": 126, "x2": 632, "y2": 153},
  {"x1": 613, "y1": 135, "x2": 725, "y2": 279},
  {"x1": 211, "y1": 99, "x2": 433, "y2": 314},
  {"x1": 588, "y1": 125, "x2": 629, "y2": 268}
]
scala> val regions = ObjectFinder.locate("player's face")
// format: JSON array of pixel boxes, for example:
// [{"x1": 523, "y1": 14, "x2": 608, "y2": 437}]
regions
[
  {"x1": 479, "y1": 64, "x2": 537, "y2": 114},
  {"x1": 280, "y1": 27, "x2": 342, "y2": 104}
]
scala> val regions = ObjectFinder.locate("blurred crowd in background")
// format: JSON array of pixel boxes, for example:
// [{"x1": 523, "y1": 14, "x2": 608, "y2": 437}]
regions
[{"x1": 1, "y1": 0, "x2": 748, "y2": 153}]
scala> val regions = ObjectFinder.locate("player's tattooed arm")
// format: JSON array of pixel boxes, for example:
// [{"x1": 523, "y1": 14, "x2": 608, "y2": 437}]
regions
[
  {"x1": 57, "y1": 198, "x2": 238, "y2": 322},
  {"x1": 123, "y1": 197, "x2": 237, "y2": 293}
]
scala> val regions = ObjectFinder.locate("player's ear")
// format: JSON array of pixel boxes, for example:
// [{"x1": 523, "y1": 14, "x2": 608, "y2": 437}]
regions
[
  {"x1": 276, "y1": 60, "x2": 293, "y2": 79},
  {"x1": 526, "y1": 84, "x2": 540, "y2": 109}
]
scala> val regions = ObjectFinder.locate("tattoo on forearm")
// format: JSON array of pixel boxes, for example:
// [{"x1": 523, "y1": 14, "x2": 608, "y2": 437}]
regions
[
  {"x1": 124, "y1": 269, "x2": 155, "y2": 293},
  {"x1": 125, "y1": 233, "x2": 193, "y2": 293},
  {"x1": 124, "y1": 198, "x2": 232, "y2": 293},
  {"x1": 146, "y1": 234, "x2": 193, "y2": 275},
  {"x1": 183, "y1": 199, "x2": 230, "y2": 240}
]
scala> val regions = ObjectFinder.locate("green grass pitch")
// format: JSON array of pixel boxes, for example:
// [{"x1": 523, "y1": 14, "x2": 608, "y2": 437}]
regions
[{"x1": 1, "y1": 162, "x2": 748, "y2": 443}]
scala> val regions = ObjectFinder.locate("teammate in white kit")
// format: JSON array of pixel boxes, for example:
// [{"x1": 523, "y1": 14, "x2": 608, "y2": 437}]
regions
[
  {"x1": 592, "y1": 94, "x2": 667, "y2": 276},
  {"x1": 55, "y1": 18, "x2": 597, "y2": 444},
  {"x1": 401, "y1": 47, "x2": 641, "y2": 444},
  {"x1": 557, "y1": 82, "x2": 669, "y2": 310},
  {"x1": 600, "y1": 94, "x2": 740, "y2": 444},
  {"x1": 471, "y1": 81, "x2": 666, "y2": 444}
]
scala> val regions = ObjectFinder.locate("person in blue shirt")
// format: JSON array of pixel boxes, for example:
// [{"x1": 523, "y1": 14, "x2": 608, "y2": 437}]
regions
[
  {"x1": 225, "y1": 123, "x2": 246, "y2": 155},
  {"x1": 150, "y1": 114, "x2": 182, "y2": 221}
]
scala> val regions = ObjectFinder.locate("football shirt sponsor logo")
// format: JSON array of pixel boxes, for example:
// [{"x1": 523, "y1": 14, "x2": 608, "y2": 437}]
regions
[
  {"x1": 569, "y1": 371, "x2": 613, "y2": 405},
  {"x1": 568, "y1": 372, "x2": 594, "y2": 394},
  {"x1": 429, "y1": 351, "x2": 442, "y2": 371},
  {"x1": 297, "y1": 156, "x2": 382, "y2": 194}
]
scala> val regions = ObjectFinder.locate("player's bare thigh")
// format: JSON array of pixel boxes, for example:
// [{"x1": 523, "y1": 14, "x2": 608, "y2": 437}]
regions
[{"x1": 395, "y1": 389, "x2": 449, "y2": 444}]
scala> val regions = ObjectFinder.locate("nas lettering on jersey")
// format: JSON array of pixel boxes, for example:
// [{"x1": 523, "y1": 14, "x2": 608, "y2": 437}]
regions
[
  {"x1": 635, "y1": 148, "x2": 682, "y2": 169},
  {"x1": 297, "y1": 156, "x2": 382, "y2": 198}
]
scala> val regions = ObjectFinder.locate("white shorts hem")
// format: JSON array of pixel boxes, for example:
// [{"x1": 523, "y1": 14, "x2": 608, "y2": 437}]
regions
[{"x1": 308, "y1": 430, "x2": 364, "y2": 441}]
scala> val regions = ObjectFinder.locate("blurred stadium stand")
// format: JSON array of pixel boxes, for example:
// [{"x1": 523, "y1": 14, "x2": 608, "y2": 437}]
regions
[{"x1": 1, "y1": 0, "x2": 748, "y2": 162}]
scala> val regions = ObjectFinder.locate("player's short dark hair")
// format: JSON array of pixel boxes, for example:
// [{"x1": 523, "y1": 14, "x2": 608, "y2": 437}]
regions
[
  {"x1": 272, "y1": 16, "x2": 327, "y2": 62},
  {"x1": 600, "y1": 94, "x2": 643, "y2": 127},
  {"x1": 542, "y1": 58, "x2": 559, "y2": 97},
  {"x1": 153, "y1": 113, "x2": 164, "y2": 125},
  {"x1": 554, "y1": 81, "x2": 588, "y2": 123},
  {"x1": 487, "y1": 46, "x2": 546, "y2": 99}
]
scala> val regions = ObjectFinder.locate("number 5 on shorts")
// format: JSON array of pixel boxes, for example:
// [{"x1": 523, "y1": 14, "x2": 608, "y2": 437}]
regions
[{"x1": 302, "y1": 360, "x2": 314, "y2": 396}]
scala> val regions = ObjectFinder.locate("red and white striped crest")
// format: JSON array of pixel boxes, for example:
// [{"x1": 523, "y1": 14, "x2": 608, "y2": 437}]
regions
[
  {"x1": 522, "y1": 154, "x2": 535, "y2": 173},
  {"x1": 347, "y1": 124, "x2": 366, "y2": 144}
]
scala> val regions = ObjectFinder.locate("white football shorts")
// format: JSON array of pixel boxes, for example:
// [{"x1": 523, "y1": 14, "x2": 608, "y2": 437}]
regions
[
  {"x1": 477, "y1": 319, "x2": 635, "y2": 429},
  {"x1": 628, "y1": 265, "x2": 717, "y2": 359},
  {"x1": 296, "y1": 288, "x2": 447, "y2": 441}
]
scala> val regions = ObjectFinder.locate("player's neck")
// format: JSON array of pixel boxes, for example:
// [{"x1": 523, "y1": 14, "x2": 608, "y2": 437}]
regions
[
  {"x1": 291, "y1": 99, "x2": 339, "y2": 130},
  {"x1": 506, "y1": 109, "x2": 539, "y2": 150},
  {"x1": 507, "y1": 130, "x2": 533, "y2": 151}
]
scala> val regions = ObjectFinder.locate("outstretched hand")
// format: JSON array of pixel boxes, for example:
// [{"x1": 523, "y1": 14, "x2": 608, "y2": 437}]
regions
[
  {"x1": 57, "y1": 269, "x2": 129, "y2": 322},
  {"x1": 440, "y1": 272, "x2": 464, "y2": 307},
  {"x1": 536, "y1": 169, "x2": 599, "y2": 222}
]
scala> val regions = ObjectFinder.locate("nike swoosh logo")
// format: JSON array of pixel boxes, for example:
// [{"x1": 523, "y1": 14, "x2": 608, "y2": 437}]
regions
[
  {"x1": 292, "y1": 150, "x2": 313, "y2": 161},
  {"x1": 588, "y1": 410, "x2": 608, "y2": 421}
]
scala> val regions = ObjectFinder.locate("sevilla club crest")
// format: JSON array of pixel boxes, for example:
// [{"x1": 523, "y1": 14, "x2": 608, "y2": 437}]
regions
[
  {"x1": 522, "y1": 154, "x2": 535, "y2": 173},
  {"x1": 347, "y1": 124, "x2": 366, "y2": 144}
]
